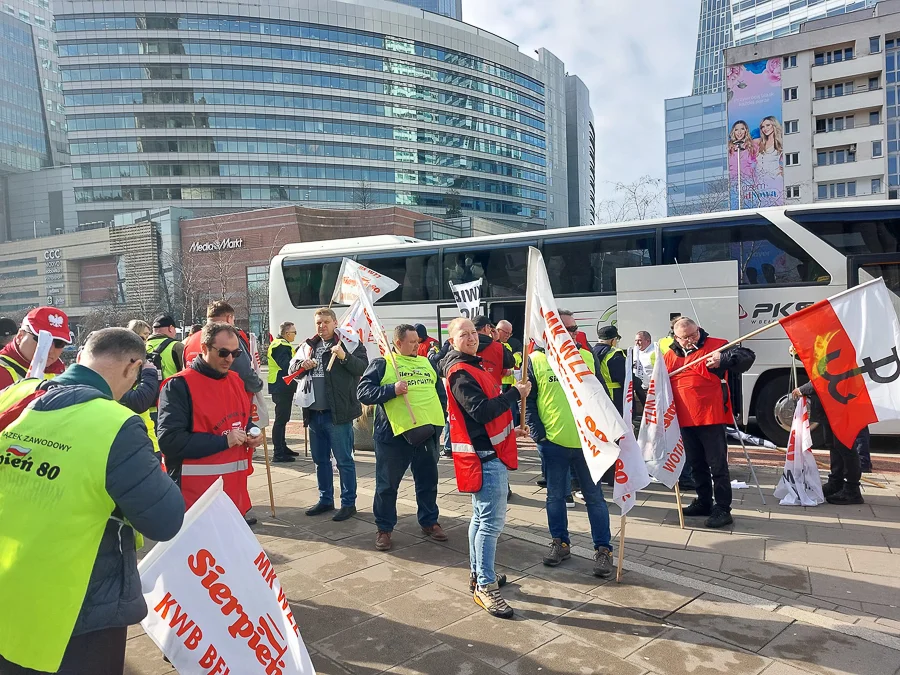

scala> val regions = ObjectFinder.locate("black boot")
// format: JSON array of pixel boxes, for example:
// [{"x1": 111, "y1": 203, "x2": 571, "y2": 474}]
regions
[
  {"x1": 822, "y1": 479, "x2": 844, "y2": 498},
  {"x1": 826, "y1": 484, "x2": 864, "y2": 505},
  {"x1": 682, "y1": 498, "x2": 712, "y2": 517}
]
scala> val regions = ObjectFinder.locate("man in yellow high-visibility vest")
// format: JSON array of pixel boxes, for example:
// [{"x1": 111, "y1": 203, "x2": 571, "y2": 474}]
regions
[{"x1": 267, "y1": 321, "x2": 299, "y2": 462}]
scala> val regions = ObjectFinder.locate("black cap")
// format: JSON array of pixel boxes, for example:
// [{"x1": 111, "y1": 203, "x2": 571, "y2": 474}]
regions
[
  {"x1": 597, "y1": 325, "x2": 621, "y2": 340},
  {"x1": 0, "y1": 317, "x2": 17, "y2": 337},
  {"x1": 152, "y1": 314, "x2": 177, "y2": 329},
  {"x1": 414, "y1": 323, "x2": 428, "y2": 340},
  {"x1": 474, "y1": 315, "x2": 493, "y2": 331}
]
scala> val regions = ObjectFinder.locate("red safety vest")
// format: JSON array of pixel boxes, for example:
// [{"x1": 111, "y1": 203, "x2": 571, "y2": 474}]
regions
[
  {"x1": 176, "y1": 367, "x2": 253, "y2": 513},
  {"x1": 664, "y1": 337, "x2": 732, "y2": 427},
  {"x1": 478, "y1": 340, "x2": 505, "y2": 387},
  {"x1": 417, "y1": 336, "x2": 439, "y2": 357},
  {"x1": 445, "y1": 360, "x2": 517, "y2": 493},
  {"x1": 183, "y1": 327, "x2": 254, "y2": 403}
]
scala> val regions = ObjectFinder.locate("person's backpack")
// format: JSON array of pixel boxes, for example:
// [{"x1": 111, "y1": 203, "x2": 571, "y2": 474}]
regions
[{"x1": 147, "y1": 337, "x2": 176, "y2": 372}]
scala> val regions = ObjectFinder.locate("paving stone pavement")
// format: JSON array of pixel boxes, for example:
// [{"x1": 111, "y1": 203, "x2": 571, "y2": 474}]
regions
[{"x1": 125, "y1": 423, "x2": 900, "y2": 674}]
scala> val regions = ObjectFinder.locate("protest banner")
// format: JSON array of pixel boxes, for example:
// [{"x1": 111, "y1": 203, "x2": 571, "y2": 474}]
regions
[
  {"x1": 448, "y1": 278, "x2": 483, "y2": 317},
  {"x1": 774, "y1": 396, "x2": 825, "y2": 506},
  {"x1": 331, "y1": 258, "x2": 399, "y2": 305},
  {"x1": 140, "y1": 480, "x2": 315, "y2": 675},
  {"x1": 524, "y1": 247, "x2": 626, "y2": 484}
]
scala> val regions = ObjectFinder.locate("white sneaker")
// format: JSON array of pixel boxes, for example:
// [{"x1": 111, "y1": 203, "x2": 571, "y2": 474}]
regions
[
  {"x1": 565, "y1": 495, "x2": 575, "y2": 509},
  {"x1": 575, "y1": 491, "x2": 584, "y2": 500}
]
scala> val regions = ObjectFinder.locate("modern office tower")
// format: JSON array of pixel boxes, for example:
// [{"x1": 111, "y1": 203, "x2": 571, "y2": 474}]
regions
[
  {"x1": 54, "y1": 0, "x2": 590, "y2": 230},
  {"x1": 565, "y1": 74, "x2": 596, "y2": 226},
  {"x1": 389, "y1": 0, "x2": 463, "y2": 19}
]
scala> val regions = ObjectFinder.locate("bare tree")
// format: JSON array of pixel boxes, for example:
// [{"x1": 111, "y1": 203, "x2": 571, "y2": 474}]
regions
[
  {"x1": 352, "y1": 180, "x2": 375, "y2": 210},
  {"x1": 668, "y1": 177, "x2": 731, "y2": 216},
  {"x1": 444, "y1": 188, "x2": 463, "y2": 218},
  {"x1": 596, "y1": 175, "x2": 666, "y2": 223}
]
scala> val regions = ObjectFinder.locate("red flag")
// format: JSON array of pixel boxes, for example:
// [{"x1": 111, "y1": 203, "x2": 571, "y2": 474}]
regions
[{"x1": 780, "y1": 278, "x2": 900, "y2": 447}]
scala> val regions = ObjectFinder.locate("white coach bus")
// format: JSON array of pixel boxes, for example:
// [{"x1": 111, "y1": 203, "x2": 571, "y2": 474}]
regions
[{"x1": 269, "y1": 202, "x2": 900, "y2": 444}]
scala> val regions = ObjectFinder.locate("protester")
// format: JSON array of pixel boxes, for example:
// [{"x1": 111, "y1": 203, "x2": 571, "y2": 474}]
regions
[
  {"x1": 183, "y1": 302, "x2": 263, "y2": 400},
  {"x1": 0, "y1": 328, "x2": 184, "y2": 675},
  {"x1": 428, "y1": 337, "x2": 454, "y2": 459},
  {"x1": 123, "y1": 320, "x2": 163, "y2": 455},
  {"x1": 591, "y1": 325, "x2": 628, "y2": 413},
  {"x1": 415, "y1": 323, "x2": 440, "y2": 357},
  {"x1": 474, "y1": 315, "x2": 517, "y2": 386},
  {"x1": 525, "y1": 319, "x2": 614, "y2": 577},
  {"x1": 634, "y1": 330, "x2": 655, "y2": 389},
  {"x1": 290, "y1": 307, "x2": 368, "y2": 522},
  {"x1": 0, "y1": 317, "x2": 17, "y2": 347},
  {"x1": 157, "y1": 322, "x2": 263, "y2": 525},
  {"x1": 440, "y1": 317, "x2": 530, "y2": 618},
  {"x1": 658, "y1": 316, "x2": 682, "y2": 354},
  {"x1": 147, "y1": 315, "x2": 185, "y2": 379},
  {"x1": 0, "y1": 306, "x2": 70, "y2": 389},
  {"x1": 358, "y1": 324, "x2": 447, "y2": 551},
  {"x1": 184, "y1": 323, "x2": 202, "y2": 343},
  {"x1": 666, "y1": 317, "x2": 755, "y2": 528},
  {"x1": 497, "y1": 319, "x2": 524, "y2": 423},
  {"x1": 267, "y1": 321, "x2": 299, "y2": 463},
  {"x1": 793, "y1": 379, "x2": 868, "y2": 505}
]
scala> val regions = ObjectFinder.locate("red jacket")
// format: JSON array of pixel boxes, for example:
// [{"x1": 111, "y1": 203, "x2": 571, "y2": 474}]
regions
[
  {"x1": 0, "y1": 341, "x2": 65, "y2": 390},
  {"x1": 446, "y1": 359, "x2": 516, "y2": 492},
  {"x1": 478, "y1": 339, "x2": 506, "y2": 387},
  {"x1": 417, "y1": 336, "x2": 439, "y2": 357},
  {"x1": 664, "y1": 336, "x2": 732, "y2": 427},
  {"x1": 175, "y1": 366, "x2": 252, "y2": 513}
]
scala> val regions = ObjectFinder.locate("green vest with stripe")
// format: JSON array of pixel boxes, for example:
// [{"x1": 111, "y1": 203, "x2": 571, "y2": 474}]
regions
[
  {"x1": 267, "y1": 338, "x2": 295, "y2": 383},
  {"x1": 599, "y1": 347, "x2": 625, "y2": 393},
  {"x1": 379, "y1": 354, "x2": 445, "y2": 436},
  {"x1": 501, "y1": 342, "x2": 523, "y2": 385},
  {"x1": 145, "y1": 334, "x2": 179, "y2": 379},
  {"x1": 0, "y1": 354, "x2": 57, "y2": 386},
  {"x1": 532, "y1": 348, "x2": 596, "y2": 448},
  {"x1": 0, "y1": 378, "x2": 136, "y2": 672}
]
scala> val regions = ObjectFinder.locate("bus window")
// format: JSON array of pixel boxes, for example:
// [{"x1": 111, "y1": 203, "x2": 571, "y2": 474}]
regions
[
  {"x1": 661, "y1": 220, "x2": 829, "y2": 285},
  {"x1": 282, "y1": 258, "x2": 343, "y2": 307},
  {"x1": 356, "y1": 251, "x2": 440, "y2": 303},
  {"x1": 542, "y1": 231, "x2": 656, "y2": 295},
  {"x1": 789, "y1": 211, "x2": 900, "y2": 255},
  {"x1": 442, "y1": 244, "x2": 532, "y2": 299}
]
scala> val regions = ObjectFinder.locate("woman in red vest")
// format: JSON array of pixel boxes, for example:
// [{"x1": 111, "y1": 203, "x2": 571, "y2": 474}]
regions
[{"x1": 440, "y1": 317, "x2": 530, "y2": 619}]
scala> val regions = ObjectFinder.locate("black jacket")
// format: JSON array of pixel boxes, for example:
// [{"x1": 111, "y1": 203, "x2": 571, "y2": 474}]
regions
[
  {"x1": 119, "y1": 364, "x2": 161, "y2": 414},
  {"x1": 295, "y1": 334, "x2": 368, "y2": 426},
  {"x1": 157, "y1": 356, "x2": 259, "y2": 483},
  {"x1": 439, "y1": 350, "x2": 520, "y2": 461},
  {"x1": 591, "y1": 342, "x2": 631, "y2": 412},
  {"x1": 33, "y1": 368, "x2": 184, "y2": 637},
  {"x1": 357, "y1": 356, "x2": 441, "y2": 442},
  {"x1": 267, "y1": 340, "x2": 297, "y2": 396}
]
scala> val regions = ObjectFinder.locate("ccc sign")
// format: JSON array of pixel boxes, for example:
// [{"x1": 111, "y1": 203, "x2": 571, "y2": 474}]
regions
[{"x1": 43, "y1": 249, "x2": 61, "y2": 260}]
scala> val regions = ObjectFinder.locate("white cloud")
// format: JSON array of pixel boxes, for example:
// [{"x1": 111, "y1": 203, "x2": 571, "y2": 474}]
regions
[{"x1": 461, "y1": 0, "x2": 699, "y2": 201}]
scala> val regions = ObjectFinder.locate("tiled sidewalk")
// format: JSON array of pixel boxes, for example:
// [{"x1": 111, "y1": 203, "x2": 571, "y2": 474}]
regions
[{"x1": 124, "y1": 424, "x2": 900, "y2": 675}]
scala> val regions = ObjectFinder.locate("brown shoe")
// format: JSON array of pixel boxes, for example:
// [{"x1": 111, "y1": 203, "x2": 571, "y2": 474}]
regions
[
  {"x1": 375, "y1": 531, "x2": 392, "y2": 551},
  {"x1": 421, "y1": 523, "x2": 448, "y2": 542}
]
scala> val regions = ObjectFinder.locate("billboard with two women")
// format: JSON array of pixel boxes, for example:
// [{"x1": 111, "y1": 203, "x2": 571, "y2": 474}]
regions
[{"x1": 726, "y1": 58, "x2": 784, "y2": 209}]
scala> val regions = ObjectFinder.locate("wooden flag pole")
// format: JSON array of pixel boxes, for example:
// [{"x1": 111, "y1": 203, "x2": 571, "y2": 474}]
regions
[
  {"x1": 261, "y1": 429, "x2": 277, "y2": 518},
  {"x1": 674, "y1": 483, "x2": 685, "y2": 529},
  {"x1": 518, "y1": 250, "x2": 537, "y2": 430},
  {"x1": 616, "y1": 514, "x2": 626, "y2": 583},
  {"x1": 383, "y1": 339, "x2": 417, "y2": 425},
  {"x1": 326, "y1": 352, "x2": 339, "y2": 372},
  {"x1": 669, "y1": 320, "x2": 781, "y2": 377}
]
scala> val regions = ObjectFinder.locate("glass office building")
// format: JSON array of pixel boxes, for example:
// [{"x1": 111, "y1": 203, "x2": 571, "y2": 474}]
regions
[
  {"x1": 56, "y1": 0, "x2": 580, "y2": 230},
  {"x1": 390, "y1": 0, "x2": 463, "y2": 20}
]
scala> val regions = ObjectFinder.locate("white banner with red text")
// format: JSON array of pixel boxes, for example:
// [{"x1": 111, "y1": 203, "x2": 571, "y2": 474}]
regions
[
  {"x1": 139, "y1": 480, "x2": 314, "y2": 675},
  {"x1": 331, "y1": 258, "x2": 399, "y2": 305},
  {"x1": 525, "y1": 247, "x2": 627, "y2": 484},
  {"x1": 773, "y1": 396, "x2": 825, "y2": 506},
  {"x1": 613, "y1": 347, "x2": 651, "y2": 515},
  {"x1": 638, "y1": 345, "x2": 686, "y2": 489}
]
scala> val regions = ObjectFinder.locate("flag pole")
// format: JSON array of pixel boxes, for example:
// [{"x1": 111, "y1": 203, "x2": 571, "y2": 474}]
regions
[
  {"x1": 382, "y1": 339, "x2": 417, "y2": 425},
  {"x1": 616, "y1": 514, "x2": 626, "y2": 583},
  {"x1": 261, "y1": 429, "x2": 277, "y2": 518},
  {"x1": 674, "y1": 483, "x2": 685, "y2": 529},
  {"x1": 519, "y1": 249, "x2": 537, "y2": 430}
]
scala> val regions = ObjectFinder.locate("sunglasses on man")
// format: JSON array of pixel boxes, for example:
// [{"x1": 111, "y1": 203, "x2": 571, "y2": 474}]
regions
[
  {"x1": 28, "y1": 332, "x2": 67, "y2": 349},
  {"x1": 217, "y1": 348, "x2": 242, "y2": 359}
]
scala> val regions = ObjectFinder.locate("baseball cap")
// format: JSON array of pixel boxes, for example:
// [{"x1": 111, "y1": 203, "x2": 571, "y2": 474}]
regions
[
  {"x1": 152, "y1": 314, "x2": 177, "y2": 329},
  {"x1": 473, "y1": 315, "x2": 494, "y2": 331},
  {"x1": 22, "y1": 306, "x2": 71, "y2": 343},
  {"x1": 0, "y1": 317, "x2": 17, "y2": 338},
  {"x1": 597, "y1": 325, "x2": 621, "y2": 341}
]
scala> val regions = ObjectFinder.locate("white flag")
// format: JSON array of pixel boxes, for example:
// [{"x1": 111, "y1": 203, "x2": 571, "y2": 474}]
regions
[
  {"x1": 612, "y1": 348, "x2": 651, "y2": 515},
  {"x1": 334, "y1": 301, "x2": 365, "y2": 353},
  {"x1": 331, "y1": 258, "x2": 399, "y2": 305},
  {"x1": 248, "y1": 333, "x2": 270, "y2": 428},
  {"x1": 448, "y1": 278, "x2": 483, "y2": 317},
  {"x1": 638, "y1": 346, "x2": 686, "y2": 489},
  {"x1": 525, "y1": 247, "x2": 626, "y2": 484},
  {"x1": 773, "y1": 397, "x2": 825, "y2": 506},
  {"x1": 139, "y1": 480, "x2": 315, "y2": 675},
  {"x1": 351, "y1": 267, "x2": 391, "y2": 358}
]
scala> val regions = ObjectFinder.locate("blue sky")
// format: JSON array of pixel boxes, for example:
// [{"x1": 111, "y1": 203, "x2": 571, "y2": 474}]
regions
[{"x1": 462, "y1": 0, "x2": 700, "y2": 202}]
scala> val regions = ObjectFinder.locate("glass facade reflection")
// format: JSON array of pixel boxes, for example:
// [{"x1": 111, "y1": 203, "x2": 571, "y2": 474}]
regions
[
  {"x1": 389, "y1": 0, "x2": 463, "y2": 20},
  {"x1": 58, "y1": 0, "x2": 564, "y2": 228}
]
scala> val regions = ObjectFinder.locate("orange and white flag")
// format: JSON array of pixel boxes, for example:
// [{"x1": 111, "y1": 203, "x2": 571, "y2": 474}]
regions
[{"x1": 780, "y1": 277, "x2": 900, "y2": 448}]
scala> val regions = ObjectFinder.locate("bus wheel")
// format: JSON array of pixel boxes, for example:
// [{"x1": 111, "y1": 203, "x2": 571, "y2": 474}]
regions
[{"x1": 755, "y1": 374, "x2": 790, "y2": 447}]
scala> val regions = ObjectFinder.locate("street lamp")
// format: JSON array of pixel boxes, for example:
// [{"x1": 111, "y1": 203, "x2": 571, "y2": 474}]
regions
[{"x1": 33, "y1": 220, "x2": 47, "y2": 238}]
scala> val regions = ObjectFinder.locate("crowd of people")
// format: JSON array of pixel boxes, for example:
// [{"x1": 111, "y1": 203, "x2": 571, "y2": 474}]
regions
[{"x1": 0, "y1": 300, "x2": 877, "y2": 672}]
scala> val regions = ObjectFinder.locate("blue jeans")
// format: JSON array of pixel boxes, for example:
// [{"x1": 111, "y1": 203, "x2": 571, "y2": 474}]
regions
[
  {"x1": 373, "y1": 434, "x2": 439, "y2": 532},
  {"x1": 539, "y1": 440, "x2": 611, "y2": 551},
  {"x1": 442, "y1": 418, "x2": 451, "y2": 452},
  {"x1": 308, "y1": 410, "x2": 357, "y2": 507},
  {"x1": 469, "y1": 458, "x2": 508, "y2": 587}
]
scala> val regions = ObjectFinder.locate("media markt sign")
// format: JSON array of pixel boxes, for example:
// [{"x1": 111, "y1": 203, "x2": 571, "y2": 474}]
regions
[{"x1": 188, "y1": 237, "x2": 244, "y2": 254}]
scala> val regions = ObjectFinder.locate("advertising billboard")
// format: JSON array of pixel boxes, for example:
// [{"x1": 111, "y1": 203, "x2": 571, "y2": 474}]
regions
[{"x1": 726, "y1": 58, "x2": 784, "y2": 209}]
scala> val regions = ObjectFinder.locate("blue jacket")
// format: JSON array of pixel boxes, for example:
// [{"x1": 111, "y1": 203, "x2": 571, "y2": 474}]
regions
[{"x1": 37, "y1": 365, "x2": 185, "y2": 637}]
